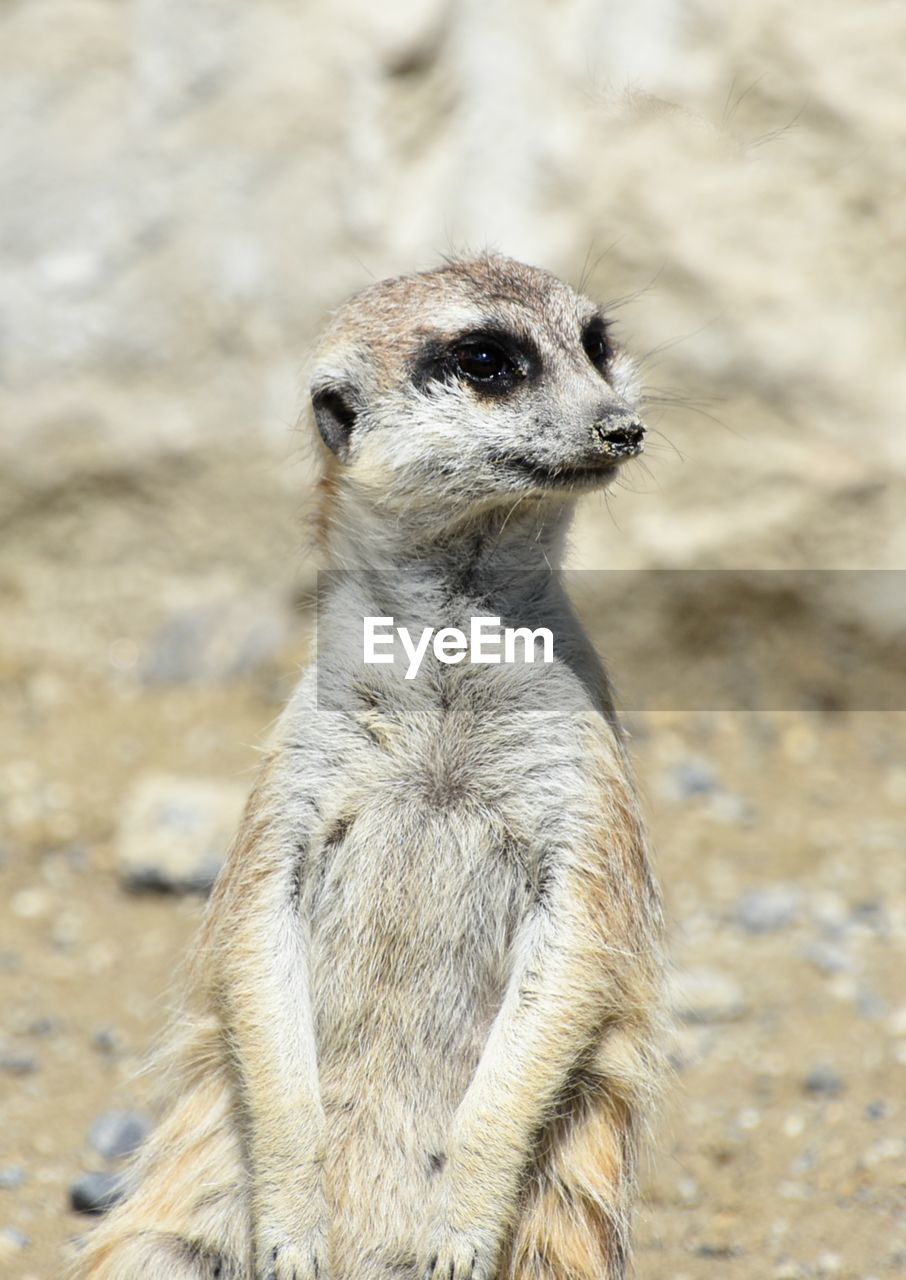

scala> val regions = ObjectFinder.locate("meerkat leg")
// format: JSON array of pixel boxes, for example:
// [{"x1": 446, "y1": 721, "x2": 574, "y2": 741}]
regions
[
  {"x1": 76, "y1": 1046, "x2": 251, "y2": 1279},
  {"x1": 501, "y1": 1030, "x2": 656, "y2": 1280},
  {"x1": 80, "y1": 1233, "x2": 241, "y2": 1280},
  {"x1": 417, "y1": 764, "x2": 661, "y2": 1280},
  {"x1": 202, "y1": 776, "x2": 329, "y2": 1280}
]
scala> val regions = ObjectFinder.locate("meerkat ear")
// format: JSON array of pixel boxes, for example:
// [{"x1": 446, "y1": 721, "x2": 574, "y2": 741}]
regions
[{"x1": 311, "y1": 385, "x2": 358, "y2": 459}]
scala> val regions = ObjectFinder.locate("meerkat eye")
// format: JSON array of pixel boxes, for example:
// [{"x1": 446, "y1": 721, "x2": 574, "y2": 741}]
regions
[
  {"x1": 582, "y1": 319, "x2": 614, "y2": 374},
  {"x1": 453, "y1": 339, "x2": 513, "y2": 385}
]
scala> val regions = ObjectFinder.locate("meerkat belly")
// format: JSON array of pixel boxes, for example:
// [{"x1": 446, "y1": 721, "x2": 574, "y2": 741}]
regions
[
  {"x1": 296, "y1": 694, "x2": 595, "y2": 1271},
  {"x1": 307, "y1": 792, "x2": 531, "y2": 1091},
  {"x1": 302, "y1": 696, "x2": 588, "y2": 1091},
  {"x1": 303, "y1": 772, "x2": 536, "y2": 1272}
]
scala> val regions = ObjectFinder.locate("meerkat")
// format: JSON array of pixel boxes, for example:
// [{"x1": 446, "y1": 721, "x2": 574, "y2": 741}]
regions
[{"x1": 77, "y1": 254, "x2": 665, "y2": 1280}]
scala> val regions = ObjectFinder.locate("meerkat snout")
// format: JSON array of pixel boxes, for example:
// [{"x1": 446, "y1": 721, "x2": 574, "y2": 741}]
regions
[{"x1": 592, "y1": 413, "x2": 645, "y2": 459}]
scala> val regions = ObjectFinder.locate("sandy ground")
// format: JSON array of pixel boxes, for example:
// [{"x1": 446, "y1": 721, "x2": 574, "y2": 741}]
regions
[{"x1": 1, "y1": 575, "x2": 904, "y2": 1279}]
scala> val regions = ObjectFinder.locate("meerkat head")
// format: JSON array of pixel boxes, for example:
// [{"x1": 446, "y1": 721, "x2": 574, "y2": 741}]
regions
[{"x1": 309, "y1": 254, "x2": 644, "y2": 530}]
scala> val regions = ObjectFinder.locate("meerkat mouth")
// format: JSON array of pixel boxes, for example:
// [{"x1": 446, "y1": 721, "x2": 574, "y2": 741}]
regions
[{"x1": 497, "y1": 454, "x2": 631, "y2": 490}]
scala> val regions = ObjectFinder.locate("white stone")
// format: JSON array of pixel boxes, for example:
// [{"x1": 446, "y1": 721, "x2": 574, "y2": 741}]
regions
[{"x1": 116, "y1": 774, "x2": 248, "y2": 894}]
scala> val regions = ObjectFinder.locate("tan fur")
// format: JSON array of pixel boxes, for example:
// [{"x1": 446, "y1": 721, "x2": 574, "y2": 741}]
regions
[
  {"x1": 75, "y1": 254, "x2": 665, "y2": 1280},
  {"x1": 314, "y1": 456, "x2": 340, "y2": 553}
]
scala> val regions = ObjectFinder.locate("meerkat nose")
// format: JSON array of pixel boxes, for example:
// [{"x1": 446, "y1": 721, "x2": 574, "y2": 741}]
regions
[{"x1": 593, "y1": 415, "x2": 645, "y2": 458}]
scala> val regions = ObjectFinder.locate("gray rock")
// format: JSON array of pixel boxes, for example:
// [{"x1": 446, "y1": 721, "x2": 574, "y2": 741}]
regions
[
  {"x1": 802, "y1": 938, "x2": 852, "y2": 975},
  {"x1": 88, "y1": 1111, "x2": 150, "y2": 1161},
  {"x1": 696, "y1": 1243, "x2": 739, "y2": 1259},
  {"x1": 857, "y1": 989, "x2": 886, "y2": 1019},
  {"x1": 141, "y1": 594, "x2": 289, "y2": 686},
  {"x1": 0, "y1": 1226, "x2": 30, "y2": 1250},
  {"x1": 92, "y1": 1028, "x2": 123, "y2": 1057},
  {"x1": 0, "y1": 1050, "x2": 37, "y2": 1076},
  {"x1": 706, "y1": 790, "x2": 756, "y2": 826},
  {"x1": 735, "y1": 884, "x2": 800, "y2": 933},
  {"x1": 671, "y1": 966, "x2": 747, "y2": 1024},
  {"x1": 116, "y1": 774, "x2": 248, "y2": 894},
  {"x1": 790, "y1": 1147, "x2": 817, "y2": 1175},
  {"x1": 26, "y1": 1015, "x2": 60, "y2": 1037},
  {"x1": 0, "y1": 1167, "x2": 25, "y2": 1190},
  {"x1": 662, "y1": 757, "x2": 719, "y2": 800},
  {"x1": 803, "y1": 1063, "x2": 844, "y2": 1096},
  {"x1": 69, "y1": 1170, "x2": 127, "y2": 1215},
  {"x1": 851, "y1": 899, "x2": 887, "y2": 934}
]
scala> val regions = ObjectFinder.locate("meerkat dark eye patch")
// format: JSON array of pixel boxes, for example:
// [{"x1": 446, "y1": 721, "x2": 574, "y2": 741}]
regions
[
  {"x1": 582, "y1": 317, "x2": 615, "y2": 375},
  {"x1": 312, "y1": 386, "x2": 358, "y2": 459},
  {"x1": 411, "y1": 328, "x2": 537, "y2": 396},
  {"x1": 453, "y1": 338, "x2": 511, "y2": 383}
]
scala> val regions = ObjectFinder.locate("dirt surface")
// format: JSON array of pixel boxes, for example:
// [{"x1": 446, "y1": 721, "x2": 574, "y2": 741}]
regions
[{"x1": 1, "y1": 550, "x2": 904, "y2": 1277}]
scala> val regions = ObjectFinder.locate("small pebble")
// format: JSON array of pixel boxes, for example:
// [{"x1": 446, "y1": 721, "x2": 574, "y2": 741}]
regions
[
  {"x1": 26, "y1": 1016, "x2": 60, "y2": 1037},
  {"x1": 695, "y1": 1242, "x2": 738, "y2": 1258},
  {"x1": 671, "y1": 967, "x2": 747, "y2": 1024},
  {"x1": 735, "y1": 884, "x2": 800, "y2": 933},
  {"x1": 850, "y1": 900, "x2": 886, "y2": 933},
  {"x1": 117, "y1": 774, "x2": 247, "y2": 894},
  {"x1": 887, "y1": 1004, "x2": 906, "y2": 1036},
  {"x1": 789, "y1": 1148, "x2": 817, "y2": 1175},
  {"x1": 856, "y1": 989, "x2": 886, "y2": 1019},
  {"x1": 774, "y1": 1264, "x2": 808, "y2": 1280},
  {"x1": 69, "y1": 1170, "x2": 127, "y2": 1215},
  {"x1": 88, "y1": 1111, "x2": 150, "y2": 1161},
  {"x1": 676, "y1": 1175, "x2": 699, "y2": 1205},
  {"x1": 0, "y1": 1225, "x2": 30, "y2": 1251},
  {"x1": 779, "y1": 1180, "x2": 809, "y2": 1200},
  {"x1": 863, "y1": 1136, "x2": 906, "y2": 1167},
  {"x1": 801, "y1": 939, "x2": 852, "y2": 975},
  {"x1": 663, "y1": 757, "x2": 719, "y2": 800},
  {"x1": 92, "y1": 1028, "x2": 123, "y2": 1056},
  {"x1": 706, "y1": 790, "x2": 755, "y2": 826},
  {"x1": 809, "y1": 890, "x2": 848, "y2": 933},
  {"x1": 10, "y1": 888, "x2": 51, "y2": 920},
  {"x1": 0, "y1": 1167, "x2": 26, "y2": 1190},
  {"x1": 803, "y1": 1063, "x2": 844, "y2": 1097},
  {"x1": 0, "y1": 1051, "x2": 38, "y2": 1076},
  {"x1": 141, "y1": 594, "x2": 288, "y2": 686}
]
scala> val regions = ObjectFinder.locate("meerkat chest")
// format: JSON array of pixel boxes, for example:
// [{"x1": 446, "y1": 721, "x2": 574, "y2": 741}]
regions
[
  {"x1": 287, "y1": 660, "x2": 619, "y2": 1065},
  {"x1": 303, "y1": 668, "x2": 600, "y2": 952}
]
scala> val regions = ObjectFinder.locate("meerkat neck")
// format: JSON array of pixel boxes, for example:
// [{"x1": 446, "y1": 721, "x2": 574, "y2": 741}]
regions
[{"x1": 320, "y1": 482, "x2": 574, "y2": 578}]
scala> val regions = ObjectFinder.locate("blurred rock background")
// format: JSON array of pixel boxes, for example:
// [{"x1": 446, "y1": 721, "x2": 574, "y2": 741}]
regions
[{"x1": 1, "y1": 2, "x2": 904, "y2": 1277}]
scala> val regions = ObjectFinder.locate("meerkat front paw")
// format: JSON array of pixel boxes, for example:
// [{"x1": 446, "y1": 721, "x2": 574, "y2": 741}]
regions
[
  {"x1": 254, "y1": 1204, "x2": 329, "y2": 1280},
  {"x1": 256, "y1": 1231, "x2": 327, "y2": 1280},
  {"x1": 258, "y1": 1241, "x2": 325, "y2": 1280},
  {"x1": 417, "y1": 1218, "x2": 501, "y2": 1280}
]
